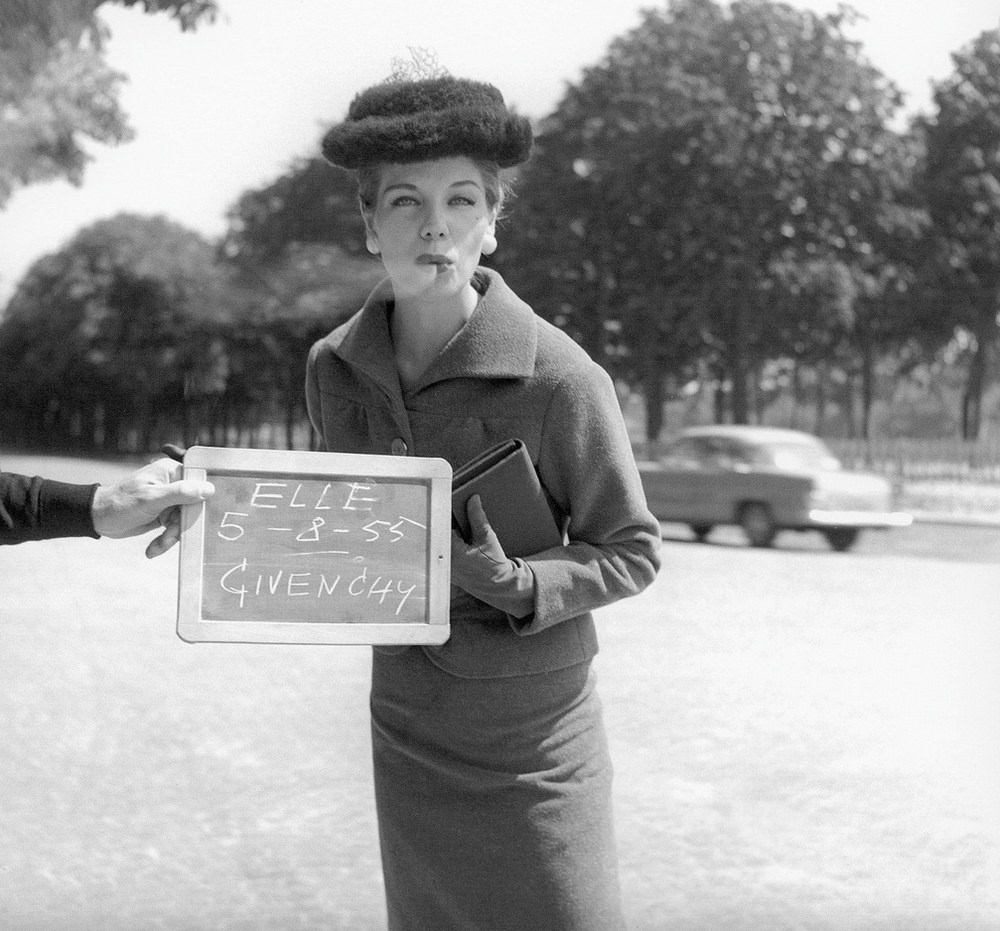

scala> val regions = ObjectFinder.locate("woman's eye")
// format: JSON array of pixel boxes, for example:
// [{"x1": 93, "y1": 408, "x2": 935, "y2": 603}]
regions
[
  {"x1": 450, "y1": 195, "x2": 476, "y2": 206},
  {"x1": 389, "y1": 196, "x2": 418, "y2": 207}
]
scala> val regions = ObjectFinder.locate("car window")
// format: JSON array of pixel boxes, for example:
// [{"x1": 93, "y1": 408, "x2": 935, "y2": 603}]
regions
[
  {"x1": 661, "y1": 437, "x2": 708, "y2": 466},
  {"x1": 664, "y1": 433, "x2": 841, "y2": 471},
  {"x1": 663, "y1": 437, "x2": 740, "y2": 469},
  {"x1": 717, "y1": 439, "x2": 754, "y2": 467},
  {"x1": 707, "y1": 436, "x2": 740, "y2": 469},
  {"x1": 754, "y1": 439, "x2": 841, "y2": 471}
]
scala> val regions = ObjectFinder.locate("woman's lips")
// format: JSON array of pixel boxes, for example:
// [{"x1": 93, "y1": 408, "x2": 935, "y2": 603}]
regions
[{"x1": 417, "y1": 254, "x2": 453, "y2": 266}]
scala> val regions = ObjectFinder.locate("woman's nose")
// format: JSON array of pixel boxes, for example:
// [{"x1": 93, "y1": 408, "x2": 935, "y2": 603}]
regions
[{"x1": 421, "y1": 208, "x2": 447, "y2": 239}]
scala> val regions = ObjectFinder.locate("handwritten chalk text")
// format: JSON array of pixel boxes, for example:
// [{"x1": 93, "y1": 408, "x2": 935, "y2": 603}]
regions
[{"x1": 218, "y1": 559, "x2": 418, "y2": 616}]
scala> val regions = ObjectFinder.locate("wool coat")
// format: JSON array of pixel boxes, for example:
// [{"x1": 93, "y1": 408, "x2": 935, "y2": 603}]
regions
[
  {"x1": 305, "y1": 267, "x2": 660, "y2": 930},
  {"x1": 305, "y1": 267, "x2": 661, "y2": 678}
]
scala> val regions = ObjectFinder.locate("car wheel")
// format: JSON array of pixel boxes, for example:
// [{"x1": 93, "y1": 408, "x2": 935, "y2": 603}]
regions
[
  {"x1": 824, "y1": 527, "x2": 860, "y2": 552},
  {"x1": 738, "y1": 503, "x2": 776, "y2": 548},
  {"x1": 689, "y1": 524, "x2": 713, "y2": 543}
]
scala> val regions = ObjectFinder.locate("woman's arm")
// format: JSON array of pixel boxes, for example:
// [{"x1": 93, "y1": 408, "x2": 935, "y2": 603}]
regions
[{"x1": 520, "y1": 362, "x2": 662, "y2": 633}]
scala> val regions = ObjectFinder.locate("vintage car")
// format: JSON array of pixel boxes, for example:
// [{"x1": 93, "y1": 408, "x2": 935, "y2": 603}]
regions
[{"x1": 639, "y1": 425, "x2": 912, "y2": 550}]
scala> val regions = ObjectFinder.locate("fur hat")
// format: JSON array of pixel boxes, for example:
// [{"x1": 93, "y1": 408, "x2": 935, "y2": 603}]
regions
[{"x1": 321, "y1": 76, "x2": 533, "y2": 169}]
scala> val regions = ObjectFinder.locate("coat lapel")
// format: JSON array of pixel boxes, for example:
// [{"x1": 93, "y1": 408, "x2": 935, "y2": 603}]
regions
[
  {"x1": 414, "y1": 270, "x2": 537, "y2": 390},
  {"x1": 328, "y1": 279, "x2": 403, "y2": 401},
  {"x1": 329, "y1": 269, "x2": 537, "y2": 396}
]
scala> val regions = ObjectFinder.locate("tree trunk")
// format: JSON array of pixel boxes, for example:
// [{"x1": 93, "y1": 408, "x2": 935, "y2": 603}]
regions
[
  {"x1": 727, "y1": 290, "x2": 751, "y2": 425},
  {"x1": 814, "y1": 360, "x2": 827, "y2": 437},
  {"x1": 286, "y1": 394, "x2": 298, "y2": 450},
  {"x1": 729, "y1": 353, "x2": 750, "y2": 424},
  {"x1": 750, "y1": 365, "x2": 763, "y2": 424},
  {"x1": 961, "y1": 339, "x2": 984, "y2": 440},
  {"x1": 859, "y1": 345, "x2": 874, "y2": 441},
  {"x1": 713, "y1": 377, "x2": 726, "y2": 424},
  {"x1": 961, "y1": 295, "x2": 998, "y2": 440},
  {"x1": 843, "y1": 369, "x2": 857, "y2": 439},
  {"x1": 790, "y1": 360, "x2": 802, "y2": 429},
  {"x1": 643, "y1": 368, "x2": 665, "y2": 450},
  {"x1": 729, "y1": 356, "x2": 750, "y2": 423}
]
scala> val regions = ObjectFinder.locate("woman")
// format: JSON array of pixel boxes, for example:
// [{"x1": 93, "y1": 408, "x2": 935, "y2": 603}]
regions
[{"x1": 307, "y1": 74, "x2": 661, "y2": 931}]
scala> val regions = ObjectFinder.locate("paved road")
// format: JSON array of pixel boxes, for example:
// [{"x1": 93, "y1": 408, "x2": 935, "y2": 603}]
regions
[
  {"x1": 659, "y1": 516, "x2": 1000, "y2": 564},
  {"x1": 1, "y1": 455, "x2": 998, "y2": 930},
  {"x1": 605, "y1": 525, "x2": 999, "y2": 931}
]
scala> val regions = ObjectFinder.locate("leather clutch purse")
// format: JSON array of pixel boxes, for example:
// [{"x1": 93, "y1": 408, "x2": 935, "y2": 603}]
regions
[{"x1": 451, "y1": 439, "x2": 563, "y2": 557}]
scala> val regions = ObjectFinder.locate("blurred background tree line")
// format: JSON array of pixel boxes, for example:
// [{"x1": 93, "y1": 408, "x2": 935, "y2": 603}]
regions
[{"x1": 1, "y1": 0, "x2": 998, "y2": 456}]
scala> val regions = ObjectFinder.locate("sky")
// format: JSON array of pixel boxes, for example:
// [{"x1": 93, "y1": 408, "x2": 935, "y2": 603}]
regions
[{"x1": 1, "y1": 0, "x2": 999, "y2": 304}]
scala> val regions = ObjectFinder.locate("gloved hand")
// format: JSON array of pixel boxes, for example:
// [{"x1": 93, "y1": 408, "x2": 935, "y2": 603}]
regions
[
  {"x1": 451, "y1": 494, "x2": 535, "y2": 619},
  {"x1": 162, "y1": 443, "x2": 187, "y2": 463}
]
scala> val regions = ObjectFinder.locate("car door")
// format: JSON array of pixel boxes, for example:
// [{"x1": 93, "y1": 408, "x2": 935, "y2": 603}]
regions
[{"x1": 644, "y1": 437, "x2": 729, "y2": 523}]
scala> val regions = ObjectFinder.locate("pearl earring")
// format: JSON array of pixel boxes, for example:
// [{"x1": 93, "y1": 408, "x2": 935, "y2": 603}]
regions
[
  {"x1": 481, "y1": 233, "x2": 498, "y2": 256},
  {"x1": 366, "y1": 237, "x2": 380, "y2": 255}
]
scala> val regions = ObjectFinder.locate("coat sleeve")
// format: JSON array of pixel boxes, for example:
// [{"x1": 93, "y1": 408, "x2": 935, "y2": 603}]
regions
[
  {"x1": 516, "y1": 362, "x2": 661, "y2": 634},
  {"x1": 0, "y1": 471, "x2": 99, "y2": 545},
  {"x1": 305, "y1": 341, "x2": 324, "y2": 444}
]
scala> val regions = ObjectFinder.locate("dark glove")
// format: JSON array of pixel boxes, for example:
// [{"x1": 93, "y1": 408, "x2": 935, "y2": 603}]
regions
[
  {"x1": 451, "y1": 494, "x2": 535, "y2": 619},
  {"x1": 161, "y1": 443, "x2": 187, "y2": 463}
]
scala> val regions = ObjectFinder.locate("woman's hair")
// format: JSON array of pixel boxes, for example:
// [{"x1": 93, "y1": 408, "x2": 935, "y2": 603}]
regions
[{"x1": 356, "y1": 158, "x2": 514, "y2": 220}]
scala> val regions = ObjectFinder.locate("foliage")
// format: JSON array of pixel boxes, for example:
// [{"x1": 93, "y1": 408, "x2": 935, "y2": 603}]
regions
[
  {"x1": 495, "y1": 0, "x2": 914, "y2": 436},
  {"x1": 220, "y1": 157, "x2": 367, "y2": 266},
  {"x1": 0, "y1": 213, "x2": 228, "y2": 450},
  {"x1": 919, "y1": 25, "x2": 1000, "y2": 438},
  {"x1": 3, "y1": 0, "x2": 1000, "y2": 451},
  {"x1": 217, "y1": 242, "x2": 385, "y2": 450},
  {"x1": 0, "y1": 0, "x2": 217, "y2": 208},
  {"x1": 217, "y1": 153, "x2": 384, "y2": 449}
]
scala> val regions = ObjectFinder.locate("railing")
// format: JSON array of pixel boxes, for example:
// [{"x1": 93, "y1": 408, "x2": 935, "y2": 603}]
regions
[
  {"x1": 823, "y1": 438, "x2": 1000, "y2": 520},
  {"x1": 825, "y1": 438, "x2": 1000, "y2": 482}
]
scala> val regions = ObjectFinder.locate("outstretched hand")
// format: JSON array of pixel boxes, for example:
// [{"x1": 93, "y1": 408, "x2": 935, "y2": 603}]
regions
[{"x1": 90, "y1": 458, "x2": 215, "y2": 558}]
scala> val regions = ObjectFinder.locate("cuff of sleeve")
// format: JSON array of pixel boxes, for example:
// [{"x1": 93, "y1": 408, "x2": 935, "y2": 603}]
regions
[
  {"x1": 497, "y1": 559, "x2": 538, "y2": 633},
  {"x1": 454, "y1": 556, "x2": 535, "y2": 623},
  {"x1": 40, "y1": 480, "x2": 100, "y2": 539}
]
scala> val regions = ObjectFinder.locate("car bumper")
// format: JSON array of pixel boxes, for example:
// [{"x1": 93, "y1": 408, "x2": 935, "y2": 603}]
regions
[{"x1": 806, "y1": 509, "x2": 913, "y2": 529}]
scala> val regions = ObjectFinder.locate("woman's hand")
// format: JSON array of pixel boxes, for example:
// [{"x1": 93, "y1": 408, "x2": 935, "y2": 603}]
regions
[{"x1": 450, "y1": 495, "x2": 535, "y2": 618}]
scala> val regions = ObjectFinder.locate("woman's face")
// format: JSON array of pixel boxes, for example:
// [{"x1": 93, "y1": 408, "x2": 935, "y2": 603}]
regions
[{"x1": 365, "y1": 156, "x2": 497, "y2": 303}]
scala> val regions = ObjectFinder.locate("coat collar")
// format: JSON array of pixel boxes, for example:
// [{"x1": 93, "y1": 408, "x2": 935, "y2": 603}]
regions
[{"x1": 330, "y1": 268, "x2": 537, "y2": 394}]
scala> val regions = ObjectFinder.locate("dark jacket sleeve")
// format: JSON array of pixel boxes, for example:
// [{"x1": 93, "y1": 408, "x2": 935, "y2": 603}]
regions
[
  {"x1": 524, "y1": 361, "x2": 661, "y2": 633},
  {"x1": 0, "y1": 471, "x2": 99, "y2": 545}
]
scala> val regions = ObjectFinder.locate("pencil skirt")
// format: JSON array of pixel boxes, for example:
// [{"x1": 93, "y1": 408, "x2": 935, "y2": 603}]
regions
[{"x1": 370, "y1": 646, "x2": 625, "y2": 931}]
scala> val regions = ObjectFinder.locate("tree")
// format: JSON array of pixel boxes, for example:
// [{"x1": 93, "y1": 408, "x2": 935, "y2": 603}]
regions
[
  {"x1": 0, "y1": 212, "x2": 227, "y2": 452},
  {"x1": 920, "y1": 26, "x2": 1000, "y2": 439},
  {"x1": 216, "y1": 242, "x2": 384, "y2": 450},
  {"x1": 496, "y1": 0, "x2": 910, "y2": 440},
  {"x1": 218, "y1": 157, "x2": 384, "y2": 448},
  {"x1": 220, "y1": 157, "x2": 368, "y2": 266},
  {"x1": 0, "y1": 0, "x2": 217, "y2": 208}
]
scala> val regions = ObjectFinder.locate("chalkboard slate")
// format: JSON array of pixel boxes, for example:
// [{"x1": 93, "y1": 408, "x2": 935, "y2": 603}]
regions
[{"x1": 177, "y1": 446, "x2": 452, "y2": 644}]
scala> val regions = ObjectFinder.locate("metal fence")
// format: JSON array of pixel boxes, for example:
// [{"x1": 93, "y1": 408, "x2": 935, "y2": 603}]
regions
[
  {"x1": 826, "y1": 438, "x2": 1000, "y2": 519},
  {"x1": 826, "y1": 438, "x2": 1000, "y2": 482}
]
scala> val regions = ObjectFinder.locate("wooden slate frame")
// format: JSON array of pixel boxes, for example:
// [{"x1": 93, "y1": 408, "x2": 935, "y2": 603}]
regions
[{"x1": 177, "y1": 446, "x2": 452, "y2": 645}]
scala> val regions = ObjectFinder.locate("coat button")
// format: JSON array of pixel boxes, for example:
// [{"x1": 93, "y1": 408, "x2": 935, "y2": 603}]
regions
[{"x1": 390, "y1": 438, "x2": 408, "y2": 456}]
